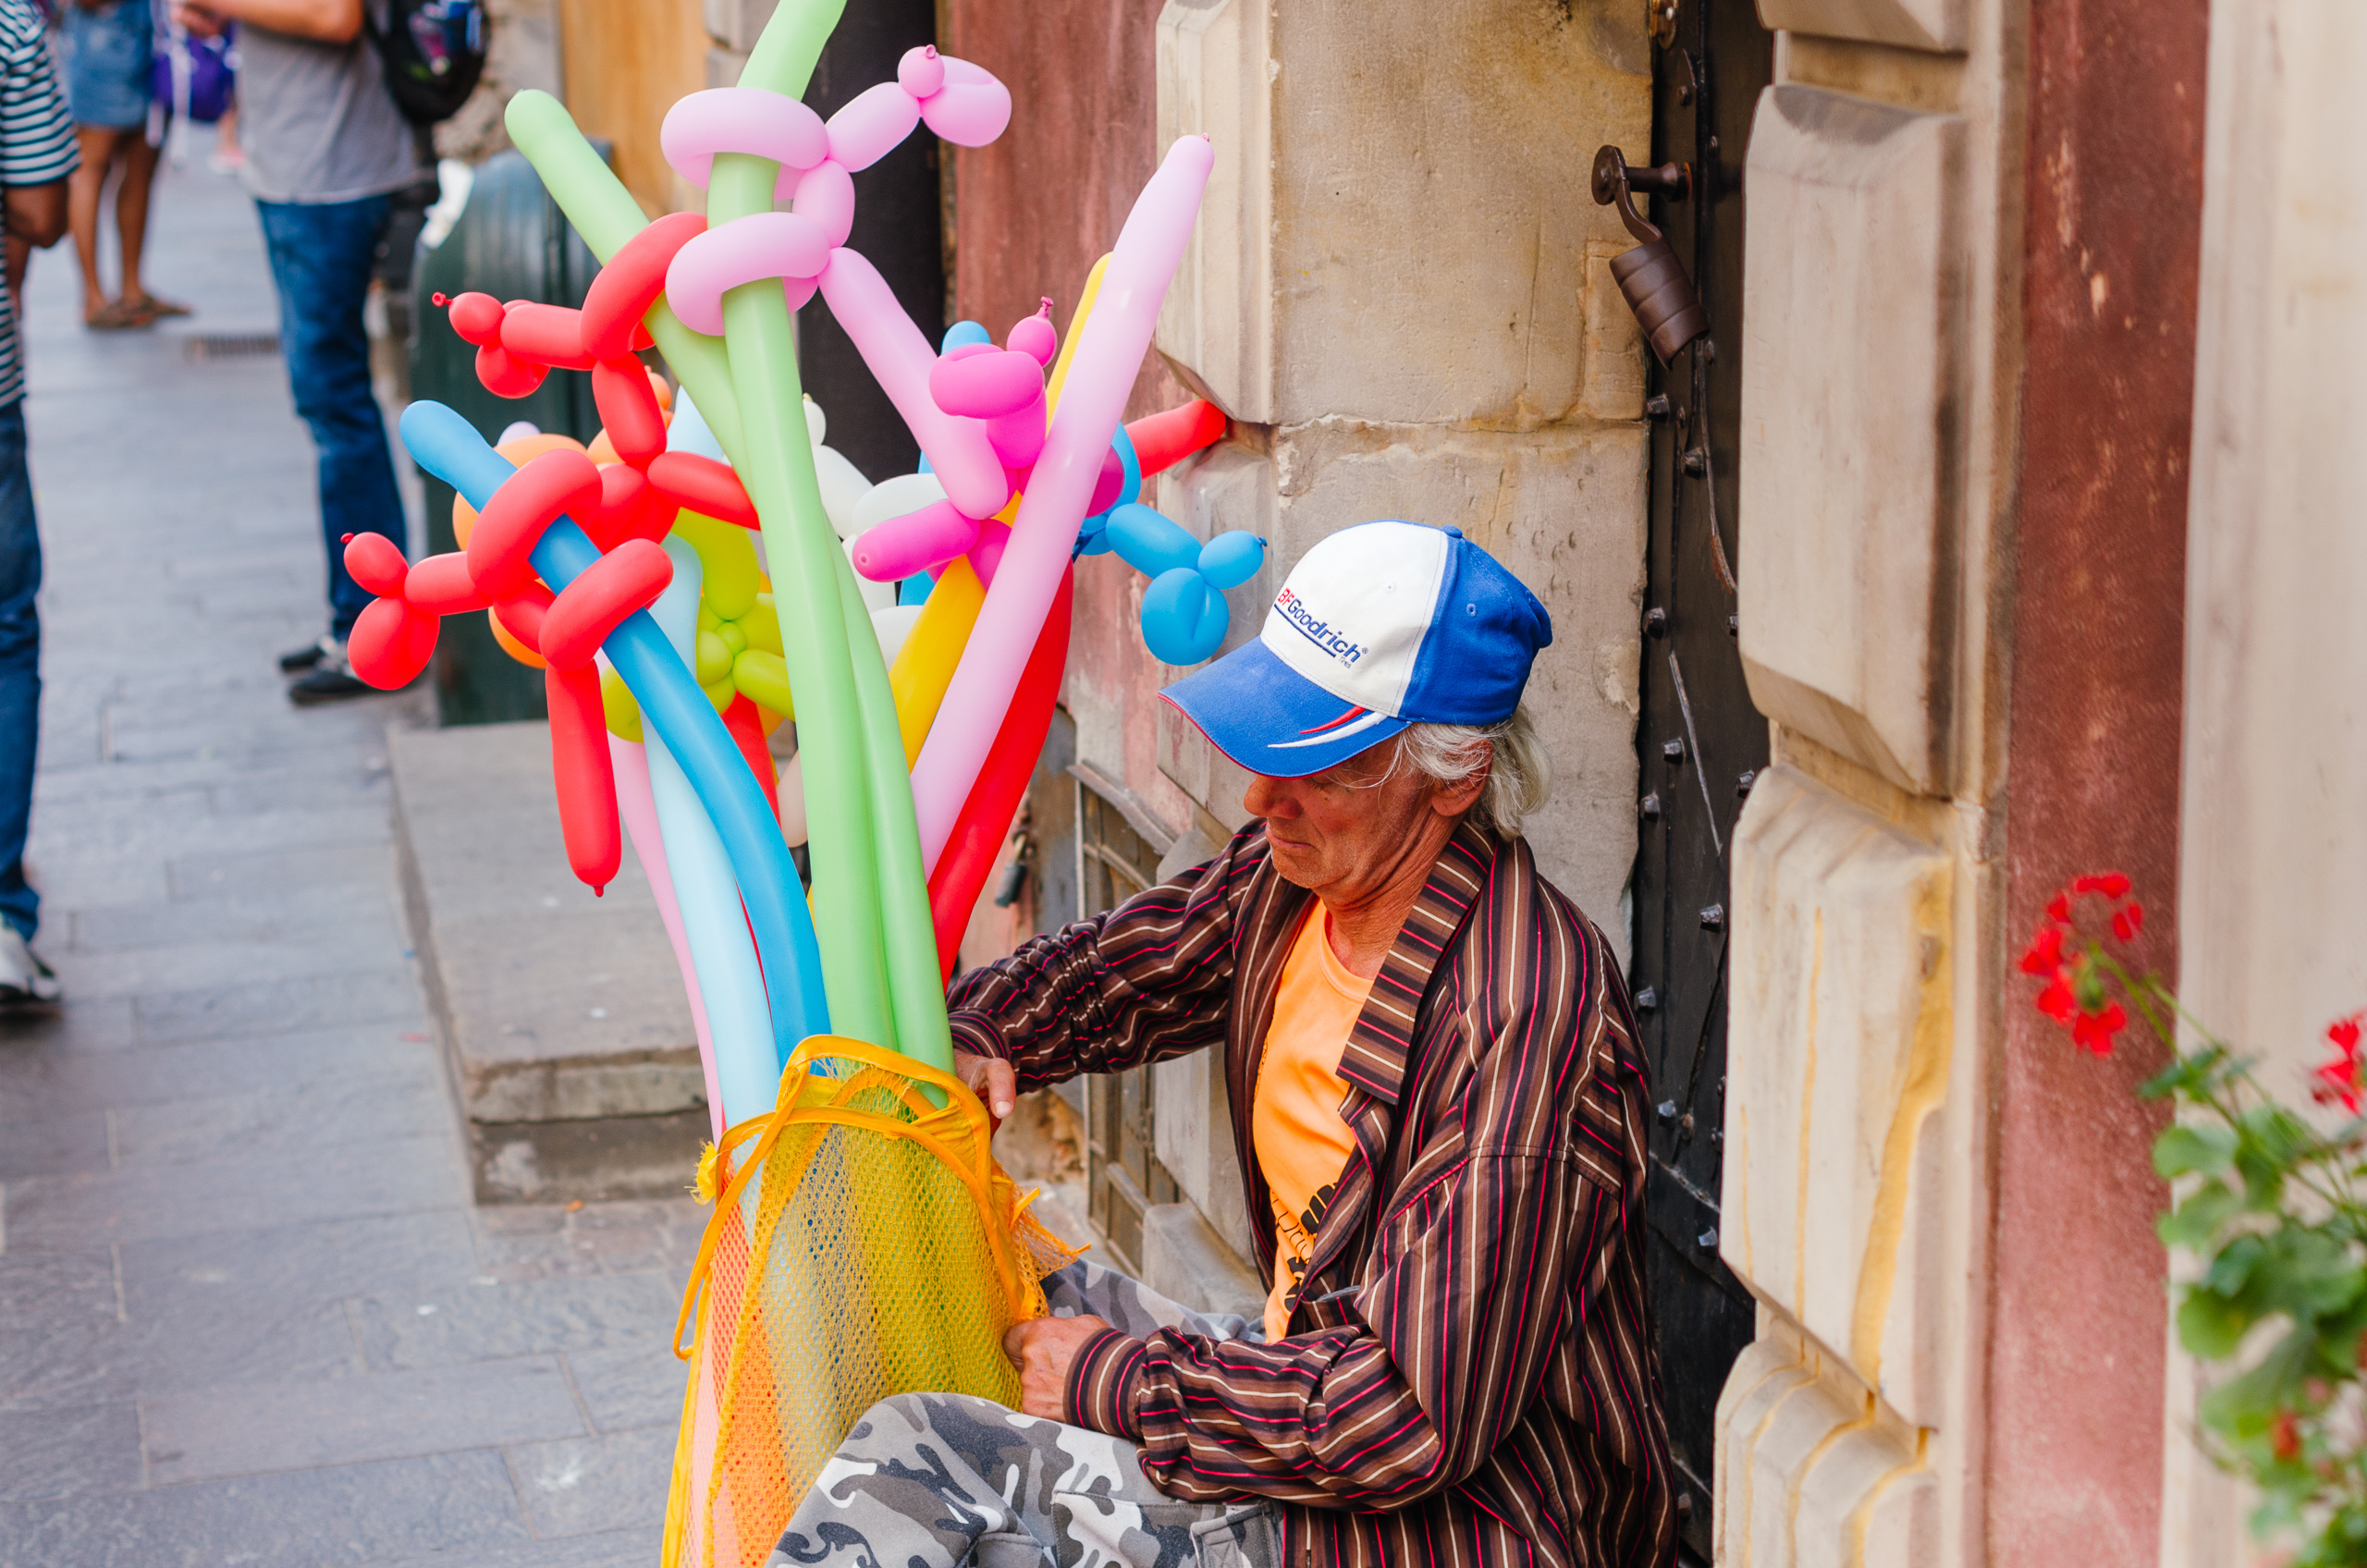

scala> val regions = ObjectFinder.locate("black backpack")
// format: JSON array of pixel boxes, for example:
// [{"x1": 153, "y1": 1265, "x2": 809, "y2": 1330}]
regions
[{"x1": 365, "y1": 0, "x2": 489, "y2": 126}]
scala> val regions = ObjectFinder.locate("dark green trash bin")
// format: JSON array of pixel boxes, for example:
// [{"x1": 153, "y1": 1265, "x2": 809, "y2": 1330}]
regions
[{"x1": 409, "y1": 148, "x2": 607, "y2": 726}]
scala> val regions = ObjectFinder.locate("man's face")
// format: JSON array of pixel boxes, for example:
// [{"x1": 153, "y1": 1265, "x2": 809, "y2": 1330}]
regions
[{"x1": 1243, "y1": 741, "x2": 1446, "y2": 903}]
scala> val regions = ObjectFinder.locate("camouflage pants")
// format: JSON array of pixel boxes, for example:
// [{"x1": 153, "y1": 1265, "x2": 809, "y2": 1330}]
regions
[{"x1": 767, "y1": 1258, "x2": 1277, "y2": 1568}]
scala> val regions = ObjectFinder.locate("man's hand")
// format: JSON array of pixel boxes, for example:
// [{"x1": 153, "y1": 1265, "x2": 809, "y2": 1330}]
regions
[
  {"x1": 1003, "y1": 1313, "x2": 1111, "y2": 1421},
  {"x1": 954, "y1": 1049, "x2": 1015, "y2": 1121}
]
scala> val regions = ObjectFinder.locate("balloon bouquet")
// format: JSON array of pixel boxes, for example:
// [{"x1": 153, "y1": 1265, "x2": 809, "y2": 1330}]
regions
[{"x1": 337, "y1": 0, "x2": 1253, "y2": 1561}]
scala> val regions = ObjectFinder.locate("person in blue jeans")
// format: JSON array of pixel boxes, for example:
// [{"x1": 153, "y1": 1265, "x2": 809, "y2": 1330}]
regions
[
  {"x1": 174, "y1": 0, "x2": 421, "y2": 704},
  {"x1": 0, "y1": 0, "x2": 79, "y2": 1002}
]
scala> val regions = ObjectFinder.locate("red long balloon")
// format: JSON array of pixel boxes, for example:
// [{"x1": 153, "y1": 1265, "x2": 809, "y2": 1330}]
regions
[
  {"x1": 474, "y1": 342, "x2": 546, "y2": 399},
  {"x1": 1127, "y1": 398, "x2": 1228, "y2": 477},
  {"x1": 592, "y1": 357, "x2": 668, "y2": 468},
  {"x1": 493, "y1": 582, "x2": 555, "y2": 652},
  {"x1": 546, "y1": 661, "x2": 621, "y2": 892},
  {"x1": 926, "y1": 568, "x2": 1073, "y2": 982},
  {"x1": 721, "y1": 693, "x2": 779, "y2": 817},
  {"x1": 588, "y1": 462, "x2": 669, "y2": 551},
  {"x1": 468, "y1": 448, "x2": 603, "y2": 598},
  {"x1": 499, "y1": 302, "x2": 597, "y2": 372},
  {"x1": 404, "y1": 551, "x2": 489, "y2": 615},
  {"x1": 348, "y1": 595, "x2": 438, "y2": 689},
  {"x1": 645, "y1": 451, "x2": 759, "y2": 528},
  {"x1": 538, "y1": 537, "x2": 671, "y2": 668},
  {"x1": 580, "y1": 211, "x2": 705, "y2": 360}
]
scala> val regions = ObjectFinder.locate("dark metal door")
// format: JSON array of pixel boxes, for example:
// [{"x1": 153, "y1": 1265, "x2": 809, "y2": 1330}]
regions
[{"x1": 1631, "y1": 0, "x2": 1772, "y2": 1557}]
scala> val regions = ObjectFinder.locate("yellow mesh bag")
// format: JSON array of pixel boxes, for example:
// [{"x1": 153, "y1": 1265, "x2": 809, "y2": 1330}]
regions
[{"x1": 661, "y1": 1037, "x2": 1081, "y2": 1568}]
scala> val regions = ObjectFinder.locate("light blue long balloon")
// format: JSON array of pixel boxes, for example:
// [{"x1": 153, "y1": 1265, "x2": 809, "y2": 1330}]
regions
[
  {"x1": 399, "y1": 400, "x2": 829, "y2": 1057},
  {"x1": 642, "y1": 540, "x2": 779, "y2": 1121}
]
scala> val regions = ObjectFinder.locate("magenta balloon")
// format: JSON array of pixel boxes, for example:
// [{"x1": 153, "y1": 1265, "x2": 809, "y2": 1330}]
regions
[
  {"x1": 792, "y1": 161, "x2": 855, "y2": 250},
  {"x1": 929, "y1": 348, "x2": 1046, "y2": 420},
  {"x1": 816, "y1": 249, "x2": 1012, "y2": 521},
  {"x1": 852, "y1": 498, "x2": 980, "y2": 582},
  {"x1": 826, "y1": 81, "x2": 923, "y2": 174},
  {"x1": 664, "y1": 213, "x2": 832, "y2": 336},
  {"x1": 659, "y1": 88, "x2": 828, "y2": 197},
  {"x1": 909, "y1": 135, "x2": 1215, "y2": 869}
]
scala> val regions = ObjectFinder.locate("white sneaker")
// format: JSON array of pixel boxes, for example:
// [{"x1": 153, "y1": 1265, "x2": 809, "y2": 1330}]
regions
[{"x1": 0, "y1": 925, "x2": 61, "y2": 1004}]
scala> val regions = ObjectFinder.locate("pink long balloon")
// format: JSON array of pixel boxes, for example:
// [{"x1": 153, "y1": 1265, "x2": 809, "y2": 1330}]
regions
[
  {"x1": 817, "y1": 248, "x2": 1012, "y2": 520},
  {"x1": 910, "y1": 136, "x2": 1214, "y2": 870},
  {"x1": 610, "y1": 734, "x2": 723, "y2": 1140}
]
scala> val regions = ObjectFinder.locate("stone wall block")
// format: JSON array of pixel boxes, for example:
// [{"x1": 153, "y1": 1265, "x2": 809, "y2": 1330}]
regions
[
  {"x1": 1155, "y1": 0, "x2": 1275, "y2": 421},
  {"x1": 1795, "y1": 1419, "x2": 1932, "y2": 1568},
  {"x1": 1745, "y1": 1374, "x2": 1858, "y2": 1565},
  {"x1": 1715, "y1": 1332, "x2": 1812, "y2": 1563},
  {"x1": 1580, "y1": 240, "x2": 1650, "y2": 423},
  {"x1": 1756, "y1": 0, "x2": 1964, "y2": 55},
  {"x1": 1257, "y1": 1, "x2": 1645, "y2": 427},
  {"x1": 1737, "y1": 86, "x2": 1966, "y2": 795},
  {"x1": 1723, "y1": 766, "x2": 1951, "y2": 1421}
]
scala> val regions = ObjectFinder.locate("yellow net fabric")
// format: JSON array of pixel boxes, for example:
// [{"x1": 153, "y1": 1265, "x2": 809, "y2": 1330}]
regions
[{"x1": 660, "y1": 1037, "x2": 1081, "y2": 1568}]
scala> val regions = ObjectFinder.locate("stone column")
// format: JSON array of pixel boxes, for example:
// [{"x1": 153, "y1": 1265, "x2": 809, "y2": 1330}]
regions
[{"x1": 1708, "y1": 0, "x2": 2021, "y2": 1562}]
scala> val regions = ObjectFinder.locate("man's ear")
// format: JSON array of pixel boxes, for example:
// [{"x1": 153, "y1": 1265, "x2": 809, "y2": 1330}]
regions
[{"x1": 1430, "y1": 742, "x2": 1492, "y2": 820}]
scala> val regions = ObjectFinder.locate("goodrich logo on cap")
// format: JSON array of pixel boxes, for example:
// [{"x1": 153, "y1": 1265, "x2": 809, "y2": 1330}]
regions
[
  {"x1": 1257, "y1": 523, "x2": 1450, "y2": 719},
  {"x1": 1271, "y1": 587, "x2": 1367, "y2": 668}
]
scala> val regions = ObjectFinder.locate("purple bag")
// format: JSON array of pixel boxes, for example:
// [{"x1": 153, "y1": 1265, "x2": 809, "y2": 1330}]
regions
[{"x1": 151, "y1": 23, "x2": 234, "y2": 124}]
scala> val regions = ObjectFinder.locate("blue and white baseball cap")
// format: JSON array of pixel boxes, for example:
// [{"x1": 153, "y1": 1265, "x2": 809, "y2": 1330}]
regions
[{"x1": 1161, "y1": 521, "x2": 1552, "y2": 778}]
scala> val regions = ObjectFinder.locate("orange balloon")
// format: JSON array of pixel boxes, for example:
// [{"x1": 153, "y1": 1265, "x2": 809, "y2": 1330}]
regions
[
  {"x1": 449, "y1": 433, "x2": 587, "y2": 548},
  {"x1": 488, "y1": 606, "x2": 547, "y2": 668},
  {"x1": 585, "y1": 430, "x2": 619, "y2": 465}
]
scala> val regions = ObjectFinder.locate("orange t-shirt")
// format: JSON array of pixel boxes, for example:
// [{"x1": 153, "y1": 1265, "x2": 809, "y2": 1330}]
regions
[{"x1": 1253, "y1": 907, "x2": 1374, "y2": 1341}]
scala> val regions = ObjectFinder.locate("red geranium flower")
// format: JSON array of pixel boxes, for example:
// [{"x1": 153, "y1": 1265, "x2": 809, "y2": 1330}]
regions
[
  {"x1": 2071, "y1": 1000, "x2": 2128, "y2": 1056},
  {"x1": 2019, "y1": 925, "x2": 2065, "y2": 975},
  {"x1": 2112, "y1": 902, "x2": 2145, "y2": 942}
]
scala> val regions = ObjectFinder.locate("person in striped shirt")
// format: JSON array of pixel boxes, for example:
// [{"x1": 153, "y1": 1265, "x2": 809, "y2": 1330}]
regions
[
  {"x1": 0, "y1": 0, "x2": 77, "y2": 1005},
  {"x1": 774, "y1": 521, "x2": 1678, "y2": 1568}
]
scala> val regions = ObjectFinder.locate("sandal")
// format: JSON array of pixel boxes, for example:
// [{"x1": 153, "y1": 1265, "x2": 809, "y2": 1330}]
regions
[
  {"x1": 83, "y1": 300, "x2": 144, "y2": 331},
  {"x1": 123, "y1": 295, "x2": 192, "y2": 323}
]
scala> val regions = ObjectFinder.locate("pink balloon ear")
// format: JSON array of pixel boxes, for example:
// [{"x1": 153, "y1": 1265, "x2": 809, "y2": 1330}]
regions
[
  {"x1": 918, "y1": 76, "x2": 1011, "y2": 147},
  {"x1": 897, "y1": 43, "x2": 945, "y2": 98},
  {"x1": 930, "y1": 348, "x2": 1045, "y2": 421},
  {"x1": 1006, "y1": 302, "x2": 1056, "y2": 365},
  {"x1": 342, "y1": 532, "x2": 411, "y2": 597}
]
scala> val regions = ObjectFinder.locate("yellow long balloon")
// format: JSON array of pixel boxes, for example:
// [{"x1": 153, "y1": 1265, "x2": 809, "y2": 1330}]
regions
[{"x1": 886, "y1": 559, "x2": 986, "y2": 765}]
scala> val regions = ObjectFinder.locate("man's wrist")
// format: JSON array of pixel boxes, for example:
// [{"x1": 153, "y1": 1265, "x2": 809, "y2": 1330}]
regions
[
  {"x1": 948, "y1": 1011, "x2": 1011, "y2": 1063},
  {"x1": 1062, "y1": 1327, "x2": 1147, "y2": 1440}
]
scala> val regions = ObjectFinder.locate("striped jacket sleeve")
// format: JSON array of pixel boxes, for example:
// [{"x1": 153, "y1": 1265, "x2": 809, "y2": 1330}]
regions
[
  {"x1": 0, "y1": 1, "x2": 75, "y2": 189},
  {"x1": 944, "y1": 829, "x2": 1254, "y2": 1088},
  {"x1": 1068, "y1": 962, "x2": 1625, "y2": 1507}
]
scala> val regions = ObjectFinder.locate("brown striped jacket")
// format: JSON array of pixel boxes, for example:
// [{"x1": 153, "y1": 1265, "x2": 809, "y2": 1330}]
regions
[{"x1": 946, "y1": 820, "x2": 1677, "y2": 1568}]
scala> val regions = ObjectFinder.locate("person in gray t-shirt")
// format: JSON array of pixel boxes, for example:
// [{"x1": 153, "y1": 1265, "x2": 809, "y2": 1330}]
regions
[{"x1": 173, "y1": 0, "x2": 423, "y2": 704}]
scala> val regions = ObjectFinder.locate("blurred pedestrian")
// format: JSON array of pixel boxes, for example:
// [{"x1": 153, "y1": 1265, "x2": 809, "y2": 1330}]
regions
[
  {"x1": 0, "y1": 0, "x2": 78, "y2": 1002},
  {"x1": 61, "y1": 0, "x2": 185, "y2": 328},
  {"x1": 170, "y1": 0, "x2": 416, "y2": 704}
]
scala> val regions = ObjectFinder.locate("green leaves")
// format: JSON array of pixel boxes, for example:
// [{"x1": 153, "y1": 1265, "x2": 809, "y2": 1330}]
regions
[{"x1": 2155, "y1": 1123, "x2": 2239, "y2": 1178}]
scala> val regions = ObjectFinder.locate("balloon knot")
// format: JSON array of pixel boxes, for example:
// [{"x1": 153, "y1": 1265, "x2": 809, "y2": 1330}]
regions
[
  {"x1": 339, "y1": 533, "x2": 355, "y2": 544},
  {"x1": 1036, "y1": 298, "x2": 1052, "y2": 318},
  {"x1": 430, "y1": 292, "x2": 448, "y2": 308},
  {"x1": 592, "y1": 884, "x2": 606, "y2": 898}
]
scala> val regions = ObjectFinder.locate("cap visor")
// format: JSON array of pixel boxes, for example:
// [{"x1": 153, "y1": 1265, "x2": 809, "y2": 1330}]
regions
[{"x1": 1160, "y1": 638, "x2": 1408, "y2": 779}]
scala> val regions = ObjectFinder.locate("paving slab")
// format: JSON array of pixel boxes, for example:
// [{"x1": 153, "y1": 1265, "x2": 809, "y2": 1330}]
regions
[
  {"x1": 0, "y1": 134, "x2": 698, "y2": 1559},
  {"x1": 141, "y1": 1354, "x2": 585, "y2": 1485},
  {"x1": 390, "y1": 721, "x2": 706, "y2": 1202}
]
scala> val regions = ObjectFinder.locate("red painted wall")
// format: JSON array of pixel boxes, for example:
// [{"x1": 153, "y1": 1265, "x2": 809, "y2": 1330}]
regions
[
  {"x1": 942, "y1": 0, "x2": 1204, "y2": 880},
  {"x1": 1990, "y1": 0, "x2": 2209, "y2": 1560}
]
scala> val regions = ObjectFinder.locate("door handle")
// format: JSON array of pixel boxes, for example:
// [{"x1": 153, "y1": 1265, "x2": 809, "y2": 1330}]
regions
[{"x1": 1591, "y1": 145, "x2": 1709, "y2": 362}]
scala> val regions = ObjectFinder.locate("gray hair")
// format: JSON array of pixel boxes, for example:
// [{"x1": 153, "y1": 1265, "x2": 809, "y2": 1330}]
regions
[{"x1": 1373, "y1": 704, "x2": 1551, "y2": 839}]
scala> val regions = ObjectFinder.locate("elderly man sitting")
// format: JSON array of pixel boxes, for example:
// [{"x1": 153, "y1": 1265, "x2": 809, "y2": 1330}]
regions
[{"x1": 772, "y1": 521, "x2": 1676, "y2": 1568}]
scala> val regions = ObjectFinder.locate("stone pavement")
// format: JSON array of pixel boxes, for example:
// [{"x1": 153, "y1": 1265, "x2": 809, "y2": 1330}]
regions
[{"x1": 0, "y1": 145, "x2": 698, "y2": 1564}]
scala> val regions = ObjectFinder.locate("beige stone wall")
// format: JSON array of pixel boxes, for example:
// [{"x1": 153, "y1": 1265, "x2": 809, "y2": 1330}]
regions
[
  {"x1": 1139, "y1": 0, "x2": 1655, "y2": 1272},
  {"x1": 1711, "y1": 3, "x2": 2022, "y2": 1564},
  {"x1": 2165, "y1": 1, "x2": 2367, "y2": 1560}
]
